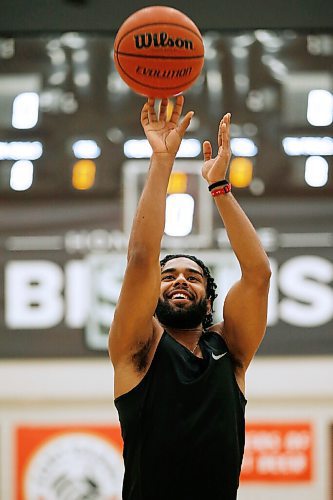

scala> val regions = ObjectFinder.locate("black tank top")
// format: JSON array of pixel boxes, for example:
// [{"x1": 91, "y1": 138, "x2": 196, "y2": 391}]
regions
[{"x1": 115, "y1": 331, "x2": 246, "y2": 500}]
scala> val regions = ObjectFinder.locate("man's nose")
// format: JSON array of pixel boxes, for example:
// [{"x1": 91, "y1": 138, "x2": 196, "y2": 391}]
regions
[{"x1": 174, "y1": 274, "x2": 188, "y2": 285}]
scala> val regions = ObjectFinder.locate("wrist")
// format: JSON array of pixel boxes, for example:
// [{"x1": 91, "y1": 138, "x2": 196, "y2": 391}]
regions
[
  {"x1": 208, "y1": 179, "x2": 229, "y2": 192},
  {"x1": 208, "y1": 179, "x2": 232, "y2": 197},
  {"x1": 151, "y1": 152, "x2": 176, "y2": 165},
  {"x1": 206, "y1": 174, "x2": 228, "y2": 184}
]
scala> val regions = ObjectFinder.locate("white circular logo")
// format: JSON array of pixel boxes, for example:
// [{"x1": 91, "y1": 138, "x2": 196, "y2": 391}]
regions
[{"x1": 24, "y1": 432, "x2": 124, "y2": 500}]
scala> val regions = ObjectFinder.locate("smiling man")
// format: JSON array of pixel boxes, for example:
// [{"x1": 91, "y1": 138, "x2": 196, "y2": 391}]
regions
[
  {"x1": 156, "y1": 255, "x2": 212, "y2": 330},
  {"x1": 109, "y1": 95, "x2": 271, "y2": 500}
]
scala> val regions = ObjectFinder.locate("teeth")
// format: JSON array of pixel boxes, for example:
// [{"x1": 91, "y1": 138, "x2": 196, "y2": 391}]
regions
[{"x1": 172, "y1": 293, "x2": 188, "y2": 299}]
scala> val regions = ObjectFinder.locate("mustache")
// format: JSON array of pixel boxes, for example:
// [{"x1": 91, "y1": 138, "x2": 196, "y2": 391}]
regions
[{"x1": 155, "y1": 297, "x2": 209, "y2": 329}]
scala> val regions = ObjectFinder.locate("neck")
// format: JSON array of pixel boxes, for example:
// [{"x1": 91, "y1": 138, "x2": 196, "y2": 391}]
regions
[{"x1": 163, "y1": 325, "x2": 203, "y2": 345}]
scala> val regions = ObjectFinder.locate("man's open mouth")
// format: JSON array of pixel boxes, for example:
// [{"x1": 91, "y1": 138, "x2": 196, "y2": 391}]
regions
[{"x1": 168, "y1": 291, "x2": 193, "y2": 301}]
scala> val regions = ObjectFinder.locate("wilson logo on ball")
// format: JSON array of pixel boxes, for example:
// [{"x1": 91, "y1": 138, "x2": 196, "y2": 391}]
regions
[{"x1": 134, "y1": 32, "x2": 194, "y2": 50}]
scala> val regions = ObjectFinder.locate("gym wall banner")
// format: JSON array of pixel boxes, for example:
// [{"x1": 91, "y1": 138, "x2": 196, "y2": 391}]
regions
[
  {"x1": 15, "y1": 425, "x2": 124, "y2": 500},
  {"x1": 240, "y1": 422, "x2": 313, "y2": 483},
  {"x1": 1, "y1": 245, "x2": 333, "y2": 358},
  {"x1": 1, "y1": 197, "x2": 332, "y2": 358}
]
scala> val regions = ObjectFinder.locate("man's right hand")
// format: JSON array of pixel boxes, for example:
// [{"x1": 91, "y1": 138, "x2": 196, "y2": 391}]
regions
[{"x1": 141, "y1": 95, "x2": 194, "y2": 157}]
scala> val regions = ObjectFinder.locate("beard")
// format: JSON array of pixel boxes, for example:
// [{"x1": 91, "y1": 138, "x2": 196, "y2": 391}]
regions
[{"x1": 155, "y1": 297, "x2": 209, "y2": 329}]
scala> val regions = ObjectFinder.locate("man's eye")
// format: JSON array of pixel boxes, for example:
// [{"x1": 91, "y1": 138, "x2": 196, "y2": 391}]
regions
[
  {"x1": 188, "y1": 276, "x2": 199, "y2": 281},
  {"x1": 162, "y1": 275, "x2": 173, "y2": 280}
]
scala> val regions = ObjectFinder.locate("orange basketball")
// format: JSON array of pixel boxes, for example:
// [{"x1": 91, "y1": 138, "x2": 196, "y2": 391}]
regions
[{"x1": 113, "y1": 6, "x2": 204, "y2": 98}]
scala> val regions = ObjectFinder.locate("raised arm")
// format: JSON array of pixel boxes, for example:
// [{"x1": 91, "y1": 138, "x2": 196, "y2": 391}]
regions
[
  {"x1": 202, "y1": 114, "x2": 271, "y2": 381},
  {"x1": 109, "y1": 96, "x2": 193, "y2": 369}
]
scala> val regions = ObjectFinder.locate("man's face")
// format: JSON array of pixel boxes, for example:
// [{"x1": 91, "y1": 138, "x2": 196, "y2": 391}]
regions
[{"x1": 155, "y1": 257, "x2": 211, "y2": 329}]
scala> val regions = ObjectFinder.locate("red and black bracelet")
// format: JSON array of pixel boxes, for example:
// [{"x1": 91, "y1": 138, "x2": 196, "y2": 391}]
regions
[{"x1": 208, "y1": 180, "x2": 232, "y2": 197}]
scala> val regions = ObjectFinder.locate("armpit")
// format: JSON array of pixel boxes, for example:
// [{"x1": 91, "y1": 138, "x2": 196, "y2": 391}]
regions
[{"x1": 131, "y1": 336, "x2": 154, "y2": 373}]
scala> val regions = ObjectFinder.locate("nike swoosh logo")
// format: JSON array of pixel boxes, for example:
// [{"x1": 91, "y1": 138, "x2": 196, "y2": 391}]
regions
[{"x1": 212, "y1": 352, "x2": 228, "y2": 360}]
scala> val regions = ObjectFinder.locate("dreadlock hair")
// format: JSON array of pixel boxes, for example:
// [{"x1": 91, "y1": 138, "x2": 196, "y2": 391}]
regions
[{"x1": 159, "y1": 254, "x2": 218, "y2": 330}]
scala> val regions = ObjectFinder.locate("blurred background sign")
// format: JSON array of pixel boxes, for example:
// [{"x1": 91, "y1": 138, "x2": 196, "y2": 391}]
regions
[
  {"x1": 241, "y1": 422, "x2": 313, "y2": 483},
  {"x1": 16, "y1": 425, "x2": 123, "y2": 500},
  {"x1": 1, "y1": 216, "x2": 332, "y2": 357}
]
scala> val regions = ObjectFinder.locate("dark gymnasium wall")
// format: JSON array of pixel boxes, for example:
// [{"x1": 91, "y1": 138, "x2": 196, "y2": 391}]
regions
[{"x1": 1, "y1": 0, "x2": 333, "y2": 34}]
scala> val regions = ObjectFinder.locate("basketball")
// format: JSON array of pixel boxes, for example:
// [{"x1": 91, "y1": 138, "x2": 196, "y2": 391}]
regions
[{"x1": 113, "y1": 6, "x2": 204, "y2": 98}]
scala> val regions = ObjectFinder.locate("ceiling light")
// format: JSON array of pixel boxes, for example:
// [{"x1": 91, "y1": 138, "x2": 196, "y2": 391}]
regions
[
  {"x1": 307, "y1": 89, "x2": 333, "y2": 126},
  {"x1": 249, "y1": 178, "x2": 265, "y2": 196},
  {"x1": 48, "y1": 71, "x2": 67, "y2": 85},
  {"x1": 60, "y1": 32, "x2": 86, "y2": 49},
  {"x1": 206, "y1": 69, "x2": 222, "y2": 93},
  {"x1": 167, "y1": 172, "x2": 188, "y2": 194},
  {"x1": 282, "y1": 137, "x2": 333, "y2": 156},
  {"x1": 0, "y1": 141, "x2": 43, "y2": 160},
  {"x1": 49, "y1": 48, "x2": 66, "y2": 65},
  {"x1": 107, "y1": 128, "x2": 124, "y2": 143},
  {"x1": 165, "y1": 194, "x2": 194, "y2": 237},
  {"x1": 255, "y1": 30, "x2": 284, "y2": 50},
  {"x1": 178, "y1": 139, "x2": 201, "y2": 157},
  {"x1": 124, "y1": 140, "x2": 151, "y2": 158},
  {"x1": 12, "y1": 92, "x2": 39, "y2": 129},
  {"x1": 108, "y1": 73, "x2": 130, "y2": 94},
  {"x1": 233, "y1": 34, "x2": 255, "y2": 47},
  {"x1": 305, "y1": 156, "x2": 328, "y2": 187},
  {"x1": 231, "y1": 138, "x2": 258, "y2": 157},
  {"x1": 74, "y1": 72, "x2": 90, "y2": 87},
  {"x1": 72, "y1": 140, "x2": 101, "y2": 159},
  {"x1": 231, "y1": 47, "x2": 248, "y2": 58},
  {"x1": 72, "y1": 49, "x2": 89, "y2": 63},
  {"x1": 204, "y1": 46, "x2": 217, "y2": 59},
  {"x1": 230, "y1": 157, "x2": 253, "y2": 187},
  {"x1": 60, "y1": 92, "x2": 78, "y2": 114},
  {"x1": 10, "y1": 160, "x2": 34, "y2": 191},
  {"x1": 124, "y1": 139, "x2": 200, "y2": 158},
  {"x1": 72, "y1": 160, "x2": 96, "y2": 190}
]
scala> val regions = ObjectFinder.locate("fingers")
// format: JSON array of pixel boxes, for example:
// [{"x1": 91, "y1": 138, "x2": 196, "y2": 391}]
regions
[
  {"x1": 218, "y1": 113, "x2": 231, "y2": 155},
  {"x1": 141, "y1": 95, "x2": 191, "y2": 134},
  {"x1": 140, "y1": 101, "x2": 149, "y2": 126},
  {"x1": 169, "y1": 95, "x2": 184, "y2": 125},
  {"x1": 159, "y1": 98, "x2": 168, "y2": 122},
  {"x1": 141, "y1": 97, "x2": 170, "y2": 125},
  {"x1": 176, "y1": 110, "x2": 194, "y2": 137},
  {"x1": 203, "y1": 141, "x2": 212, "y2": 161},
  {"x1": 147, "y1": 98, "x2": 157, "y2": 122},
  {"x1": 140, "y1": 99, "x2": 157, "y2": 126}
]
